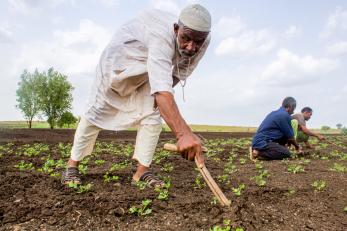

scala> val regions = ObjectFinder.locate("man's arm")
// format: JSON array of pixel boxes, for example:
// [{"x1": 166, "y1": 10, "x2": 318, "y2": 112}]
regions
[
  {"x1": 300, "y1": 125, "x2": 325, "y2": 140},
  {"x1": 154, "y1": 91, "x2": 204, "y2": 167},
  {"x1": 287, "y1": 138, "x2": 301, "y2": 151}
]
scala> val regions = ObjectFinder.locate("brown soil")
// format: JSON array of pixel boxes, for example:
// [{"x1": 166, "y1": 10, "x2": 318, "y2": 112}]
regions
[{"x1": 0, "y1": 129, "x2": 346, "y2": 231}]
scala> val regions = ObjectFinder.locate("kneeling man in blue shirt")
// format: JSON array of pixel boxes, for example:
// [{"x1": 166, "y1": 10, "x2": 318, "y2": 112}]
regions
[{"x1": 250, "y1": 97, "x2": 301, "y2": 160}]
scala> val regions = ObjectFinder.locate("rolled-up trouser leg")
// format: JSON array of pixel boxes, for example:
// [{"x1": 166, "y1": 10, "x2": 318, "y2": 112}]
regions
[
  {"x1": 258, "y1": 142, "x2": 291, "y2": 160},
  {"x1": 132, "y1": 124, "x2": 162, "y2": 167},
  {"x1": 70, "y1": 117, "x2": 102, "y2": 161}
]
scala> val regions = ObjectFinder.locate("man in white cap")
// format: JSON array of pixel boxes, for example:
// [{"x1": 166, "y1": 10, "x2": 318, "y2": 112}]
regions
[{"x1": 62, "y1": 4, "x2": 212, "y2": 187}]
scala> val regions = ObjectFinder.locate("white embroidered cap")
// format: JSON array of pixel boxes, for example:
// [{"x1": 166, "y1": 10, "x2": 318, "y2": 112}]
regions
[{"x1": 179, "y1": 4, "x2": 211, "y2": 32}]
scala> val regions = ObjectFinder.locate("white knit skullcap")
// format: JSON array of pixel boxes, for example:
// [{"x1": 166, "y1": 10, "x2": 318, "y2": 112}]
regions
[{"x1": 179, "y1": 4, "x2": 211, "y2": 32}]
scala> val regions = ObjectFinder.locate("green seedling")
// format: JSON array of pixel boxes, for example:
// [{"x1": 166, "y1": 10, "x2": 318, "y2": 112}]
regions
[
  {"x1": 287, "y1": 164, "x2": 305, "y2": 174},
  {"x1": 78, "y1": 164, "x2": 88, "y2": 175},
  {"x1": 195, "y1": 174, "x2": 206, "y2": 189},
  {"x1": 251, "y1": 175, "x2": 266, "y2": 187},
  {"x1": 154, "y1": 178, "x2": 171, "y2": 200},
  {"x1": 210, "y1": 197, "x2": 218, "y2": 205},
  {"x1": 94, "y1": 159, "x2": 105, "y2": 165},
  {"x1": 14, "y1": 161, "x2": 34, "y2": 171},
  {"x1": 217, "y1": 174, "x2": 230, "y2": 184},
  {"x1": 67, "y1": 182, "x2": 93, "y2": 193},
  {"x1": 133, "y1": 181, "x2": 147, "y2": 190},
  {"x1": 110, "y1": 161, "x2": 129, "y2": 171},
  {"x1": 255, "y1": 162, "x2": 263, "y2": 170},
  {"x1": 232, "y1": 183, "x2": 246, "y2": 196},
  {"x1": 103, "y1": 172, "x2": 120, "y2": 183},
  {"x1": 239, "y1": 158, "x2": 246, "y2": 165},
  {"x1": 129, "y1": 199, "x2": 152, "y2": 216},
  {"x1": 210, "y1": 219, "x2": 244, "y2": 231},
  {"x1": 161, "y1": 163, "x2": 174, "y2": 173},
  {"x1": 285, "y1": 188, "x2": 296, "y2": 196},
  {"x1": 330, "y1": 163, "x2": 347, "y2": 172},
  {"x1": 311, "y1": 180, "x2": 326, "y2": 191}
]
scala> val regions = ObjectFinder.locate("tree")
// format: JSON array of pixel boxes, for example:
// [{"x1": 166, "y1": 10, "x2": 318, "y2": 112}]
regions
[
  {"x1": 16, "y1": 70, "x2": 40, "y2": 128},
  {"x1": 36, "y1": 68, "x2": 74, "y2": 129},
  {"x1": 321, "y1": 125, "x2": 331, "y2": 131},
  {"x1": 342, "y1": 127, "x2": 347, "y2": 135},
  {"x1": 336, "y1": 123, "x2": 343, "y2": 129},
  {"x1": 57, "y1": 112, "x2": 77, "y2": 128}
]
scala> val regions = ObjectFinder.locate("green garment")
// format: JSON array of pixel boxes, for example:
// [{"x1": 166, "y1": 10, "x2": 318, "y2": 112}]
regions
[{"x1": 291, "y1": 119, "x2": 309, "y2": 143}]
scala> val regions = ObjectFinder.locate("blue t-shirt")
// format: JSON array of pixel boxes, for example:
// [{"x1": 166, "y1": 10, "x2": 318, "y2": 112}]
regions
[{"x1": 252, "y1": 107, "x2": 294, "y2": 150}]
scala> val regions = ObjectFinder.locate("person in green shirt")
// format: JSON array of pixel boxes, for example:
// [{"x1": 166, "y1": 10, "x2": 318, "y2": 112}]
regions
[{"x1": 291, "y1": 107, "x2": 325, "y2": 149}]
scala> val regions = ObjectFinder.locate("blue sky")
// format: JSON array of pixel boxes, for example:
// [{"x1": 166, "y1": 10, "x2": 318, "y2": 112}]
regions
[{"x1": 0, "y1": 0, "x2": 346, "y2": 128}]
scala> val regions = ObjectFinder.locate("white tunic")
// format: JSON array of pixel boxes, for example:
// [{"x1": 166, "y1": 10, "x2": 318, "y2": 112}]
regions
[{"x1": 84, "y1": 9, "x2": 210, "y2": 131}]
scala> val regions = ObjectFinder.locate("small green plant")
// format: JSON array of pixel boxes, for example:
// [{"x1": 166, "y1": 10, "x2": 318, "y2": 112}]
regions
[
  {"x1": 255, "y1": 162, "x2": 263, "y2": 170},
  {"x1": 330, "y1": 163, "x2": 347, "y2": 172},
  {"x1": 133, "y1": 181, "x2": 147, "y2": 190},
  {"x1": 285, "y1": 188, "x2": 296, "y2": 196},
  {"x1": 154, "y1": 178, "x2": 171, "y2": 201},
  {"x1": 210, "y1": 219, "x2": 244, "y2": 231},
  {"x1": 239, "y1": 158, "x2": 246, "y2": 165},
  {"x1": 14, "y1": 161, "x2": 34, "y2": 171},
  {"x1": 217, "y1": 174, "x2": 230, "y2": 184},
  {"x1": 103, "y1": 172, "x2": 120, "y2": 183},
  {"x1": 67, "y1": 182, "x2": 93, "y2": 193},
  {"x1": 344, "y1": 206, "x2": 347, "y2": 213},
  {"x1": 232, "y1": 183, "x2": 246, "y2": 196},
  {"x1": 210, "y1": 196, "x2": 218, "y2": 205},
  {"x1": 94, "y1": 159, "x2": 105, "y2": 165},
  {"x1": 311, "y1": 180, "x2": 326, "y2": 191},
  {"x1": 287, "y1": 164, "x2": 305, "y2": 174},
  {"x1": 251, "y1": 175, "x2": 266, "y2": 187},
  {"x1": 129, "y1": 199, "x2": 152, "y2": 216},
  {"x1": 161, "y1": 163, "x2": 174, "y2": 173},
  {"x1": 78, "y1": 164, "x2": 88, "y2": 175},
  {"x1": 110, "y1": 161, "x2": 129, "y2": 171},
  {"x1": 195, "y1": 174, "x2": 206, "y2": 189}
]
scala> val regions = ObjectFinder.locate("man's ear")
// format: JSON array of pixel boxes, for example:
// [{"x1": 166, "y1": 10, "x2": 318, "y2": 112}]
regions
[{"x1": 174, "y1": 23, "x2": 179, "y2": 36}]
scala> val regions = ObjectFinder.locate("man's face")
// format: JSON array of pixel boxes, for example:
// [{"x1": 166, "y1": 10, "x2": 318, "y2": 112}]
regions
[
  {"x1": 303, "y1": 111, "x2": 312, "y2": 121},
  {"x1": 287, "y1": 104, "x2": 296, "y2": 115},
  {"x1": 174, "y1": 23, "x2": 209, "y2": 58}
]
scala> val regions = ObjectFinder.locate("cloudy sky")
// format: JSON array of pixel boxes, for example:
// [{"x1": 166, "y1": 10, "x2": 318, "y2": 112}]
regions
[{"x1": 1, "y1": 0, "x2": 346, "y2": 128}]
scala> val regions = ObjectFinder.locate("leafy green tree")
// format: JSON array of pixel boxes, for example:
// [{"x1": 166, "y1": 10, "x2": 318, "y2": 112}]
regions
[
  {"x1": 57, "y1": 112, "x2": 77, "y2": 128},
  {"x1": 342, "y1": 127, "x2": 347, "y2": 135},
  {"x1": 36, "y1": 68, "x2": 74, "y2": 129},
  {"x1": 16, "y1": 70, "x2": 40, "y2": 128},
  {"x1": 336, "y1": 123, "x2": 343, "y2": 129}
]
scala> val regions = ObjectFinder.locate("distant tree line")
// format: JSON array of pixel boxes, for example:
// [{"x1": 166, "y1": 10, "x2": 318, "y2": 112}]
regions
[{"x1": 16, "y1": 68, "x2": 77, "y2": 129}]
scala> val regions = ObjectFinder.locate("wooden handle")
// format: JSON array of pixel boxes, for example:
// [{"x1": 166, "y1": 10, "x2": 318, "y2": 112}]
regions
[{"x1": 163, "y1": 143, "x2": 230, "y2": 207}]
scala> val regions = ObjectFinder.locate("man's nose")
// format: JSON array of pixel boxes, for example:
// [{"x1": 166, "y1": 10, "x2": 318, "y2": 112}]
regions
[{"x1": 186, "y1": 41, "x2": 196, "y2": 52}]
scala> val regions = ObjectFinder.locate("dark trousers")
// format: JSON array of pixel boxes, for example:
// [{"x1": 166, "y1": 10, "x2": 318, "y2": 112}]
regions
[{"x1": 258, "y1": 138, "x2": 291, "y2": 160}]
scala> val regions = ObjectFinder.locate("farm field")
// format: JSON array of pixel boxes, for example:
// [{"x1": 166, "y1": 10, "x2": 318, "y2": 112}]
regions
[{"x1": 0, "y1": 129, "x2": 346, "y2": 230}]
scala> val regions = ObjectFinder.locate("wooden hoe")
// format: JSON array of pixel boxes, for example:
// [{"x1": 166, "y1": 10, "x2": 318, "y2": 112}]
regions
[{"x1": 163, "y1": 143, "x2": 231, "y2": 207}]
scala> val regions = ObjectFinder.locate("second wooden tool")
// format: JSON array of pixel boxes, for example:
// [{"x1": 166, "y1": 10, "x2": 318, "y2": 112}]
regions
[{"x1": 163, "y1": 143, "x2": 231, "y2": 207}]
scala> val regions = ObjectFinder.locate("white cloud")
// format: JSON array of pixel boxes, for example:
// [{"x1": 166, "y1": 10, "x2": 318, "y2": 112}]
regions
[
  {"x1": 150, "y1": 0, "x2": 180, "y2": 15},
  {"x1": 15, "y1": 19, "x2": 111, "y2": 75},
  {"x1": 7, "y1": 0, "x2": 75, "y2": 14},
  {"x1": 214, "y1": 16, "x2": 299, "y2": 57},
  {"x1": 283, "y1": 25, "x2": 301, "y2": 39},
  {"x1": 215, "y1": 28, "x2": 276, "y2": 56},
  {"x1": 214, "y1": 16, "x2": 246, "y2": 38},
  {"x1": 326, "y1": 41, "x2": 347, "y2": 56},
  {"x1": 322, "y1": 6, "x2": 347, "y2": 38},
  {"x1": 98, "y1": 0, "x2": 119, "y2": 7},
  {"x1": 0, "y1": 22, "x2": 13, "y2": 43},
  {"x1": 260, "y1": 49, "x2": 339, "y2": 86}
]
